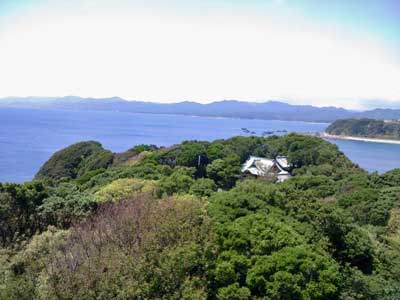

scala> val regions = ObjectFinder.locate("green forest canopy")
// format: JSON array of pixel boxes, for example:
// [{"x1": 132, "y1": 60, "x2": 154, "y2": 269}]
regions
[
  {"x1": 326, "y1": 118, "x2": 400, "y2": 140},
  {"x1": 1, "y1": 134, "x2": 400, "y2": 299}
]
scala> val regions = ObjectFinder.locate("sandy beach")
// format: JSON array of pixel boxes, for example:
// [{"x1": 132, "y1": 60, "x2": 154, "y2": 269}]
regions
[{"x1": 322, "y1": 132, "x2": 400, "y2": 145}]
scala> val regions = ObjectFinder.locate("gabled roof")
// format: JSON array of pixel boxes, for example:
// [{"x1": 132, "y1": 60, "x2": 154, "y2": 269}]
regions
[
  {"x1": 241, "y1": 155, "x2": 291, "y2": 178},
  {"x1": 241, "y1": 156, "x2": 275, "y2": 176},
  {"x1": 275, "y1": 156, "x2": 290, "y2": 171}
]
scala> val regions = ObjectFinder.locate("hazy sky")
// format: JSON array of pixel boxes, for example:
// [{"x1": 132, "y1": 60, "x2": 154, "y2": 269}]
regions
[{"x1": 0, "y1": 0, "x2": 399, "y2": 109}]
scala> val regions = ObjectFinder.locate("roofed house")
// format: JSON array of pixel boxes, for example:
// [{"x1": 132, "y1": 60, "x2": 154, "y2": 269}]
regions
[{"x1": 241, "y1": 156, "x2": 291, "y2": 182}]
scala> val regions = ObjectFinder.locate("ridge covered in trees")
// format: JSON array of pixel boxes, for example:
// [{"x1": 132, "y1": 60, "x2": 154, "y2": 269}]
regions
[
  {"x1": 1, "y1": 134, "x2": 400, "y2": 299},
  {"x1": 326, "y1": 118, "x2": 400, "y2": 140}
]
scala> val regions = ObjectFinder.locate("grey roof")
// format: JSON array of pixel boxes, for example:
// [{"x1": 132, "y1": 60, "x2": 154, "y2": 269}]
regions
[
  {"x1": 241, "y1": 156, "x2": 275, "y2": 176},
  {"x1": 275, "y1": 156, "x2": 290, "y2": 170},
  {"x1": 241, "y1": 156, "x2": 291, "y2": 177}
]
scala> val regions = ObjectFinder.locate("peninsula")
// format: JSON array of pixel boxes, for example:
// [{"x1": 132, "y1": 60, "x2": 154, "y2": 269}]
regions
[{"x1": 325, "y1": 118, "x2": 400, "y2": 144}]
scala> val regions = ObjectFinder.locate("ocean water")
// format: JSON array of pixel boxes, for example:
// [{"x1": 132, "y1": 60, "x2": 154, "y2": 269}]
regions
[{"x1": 0, "y1": 107, "x2": 399, "y2": 183}]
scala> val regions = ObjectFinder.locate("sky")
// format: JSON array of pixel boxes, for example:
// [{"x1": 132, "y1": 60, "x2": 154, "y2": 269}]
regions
[{"x1": 0, "y1": 0, "x2": 399, "y2": 109}]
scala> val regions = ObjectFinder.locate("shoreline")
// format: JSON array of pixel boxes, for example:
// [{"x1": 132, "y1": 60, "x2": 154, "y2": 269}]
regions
[{"x1": 321, "y1": 132, "x2": 400, "y2": 145}]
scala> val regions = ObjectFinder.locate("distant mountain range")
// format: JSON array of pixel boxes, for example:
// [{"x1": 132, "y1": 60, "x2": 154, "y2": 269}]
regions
[{"x1": 1, "y1": 96, "x2": 400, "y2": 123}]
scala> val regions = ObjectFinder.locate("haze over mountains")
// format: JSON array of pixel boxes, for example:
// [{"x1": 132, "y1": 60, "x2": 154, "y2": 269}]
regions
[{"x1": 1, "y1": 96, "x2": 400, "y2": 123}]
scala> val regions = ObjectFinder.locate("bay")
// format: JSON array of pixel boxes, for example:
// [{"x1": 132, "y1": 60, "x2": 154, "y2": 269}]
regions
[{"x1": 0, "y1": 107, "x2": 399, "y2": 183}]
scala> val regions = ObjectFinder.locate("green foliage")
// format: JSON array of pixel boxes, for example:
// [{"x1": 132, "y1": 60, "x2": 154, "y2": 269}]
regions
[
  {"x1": 217, "y1": 283, "x2": 251, "y2": 300},
  {"x1": 1, "y1": 135, "x2": 400, "y2": 299},
  {"x1": 212, "y1": 136, "x2": 267, "y2": 162},
  {"x1": 189, "y1": 178, "x2": 217, "y2": 198},
  {"x1": 326, "y1": 119, "x2": 400, "y2": 140},
  {"x1": 155, "y1": 141, "x2": 210, "y2": 177},
  {"x1": 112, "y1": 144, "x2": 158, "y2": 166},
  {"x1": 38, "y1": 196, "x2": 212, "y2": 300},
  {"x1": 381, "y1": 169, "x2": 400, "y2": 187},
  {"x1": 208, "y1": 178, "x2": 378, "y2": 298},
  {"x1": 81, "y1": 162, "x2": 172, "y2": 192},
  {"x1": 35, "y1": 141, "x2": 113, "y2": 182},
  {"x1": 246, "y1": 245, "x2": 340, "y2": 300},
  {"x1": 38, "y1": 183, "x2": 97, "y2": 227},
  {"x1": 156, "y1": 167, "x2": 195, "y2": 197},
  {"x1": 206, "y1": 155, "x2": 242, "y2": 189},
  {"x1": 208, "y1": 180, "x2": 343, "y2": 299},
  {"x1": 129, "y1": 144, "x2": 158, "y2": 154},
  {"x1": 0, "y1": 227, "x2": 69, "y2": 300},
  {"x1": 338, "y1": 187, "x2": 400, "y2": 226},
  {"x1": 95, "y1": 178, "x2": 156, "y2": 202},
  {"x1": 0, "y1": 181, "x2": 48, "y2": 247},
  {"x1": 208, "y1": 186, "x2": 269, "y2": 223},
  {"x1": 75, "y1": 168, "x2": 106, "y2": 186},
  {"x1": 267, "y1": 134, "x2": 356, "y2": 174}
]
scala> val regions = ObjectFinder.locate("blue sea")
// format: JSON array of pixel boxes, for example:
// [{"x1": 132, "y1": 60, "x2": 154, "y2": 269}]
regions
[{"x1": 1, "y1": 107, "x2": 400, "y2": 183}]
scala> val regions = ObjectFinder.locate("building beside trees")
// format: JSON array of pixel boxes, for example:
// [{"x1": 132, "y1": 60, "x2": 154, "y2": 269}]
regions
[{"x1": 241, "y1": 155, "x2": 291, "y2": 182}]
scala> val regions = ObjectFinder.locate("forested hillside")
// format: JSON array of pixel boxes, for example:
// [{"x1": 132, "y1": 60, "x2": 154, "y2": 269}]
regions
[
  {"x1": 1, "y1": 135, "x2": 400, "y2": 299},
  {"x1": 326, "y1": 118, "x2": 400, "y2": 140}
]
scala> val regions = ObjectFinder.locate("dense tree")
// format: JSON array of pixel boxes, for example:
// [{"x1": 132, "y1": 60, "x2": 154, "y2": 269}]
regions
[
  {"x1": 0, "y1": 181, "x2": 48, "y2": 247},
  {"x1": 246, "y1": 245, "x2": 341, "y2": 300},
  {"x1": 155, "y1": 141, "x2": 210, "y2": 177},
  {"x1": 156, "y1": 167, "x2": 195, "y2": 197},
  {"x1": 95, "y1": 178, "x2": 156, "y2": 202},
  {"x1": 206, "y1": 155, "x2": 242, "y2": 189},
  {"x1": 326, "y1": 118, "x2": 400, "y2": 140},
  {"x1": 189, "y1": 178, "x2": 218, "y2": 198},
  {"x1": 35, "y1": 141, "x2": 113, "y2": 182},
  {"x1": 381, "y1": 169, "x2": 400, "y2": 187},
  {"x1": 38, "y1": 183, "x2": 98, "y2": 227},
  {"x1": 41, "y1": 195, "x2": 212, "y2": 300},
  {"x1": 1, "y1": 135, "x2": 400, "y2": 299},
  {"x1": 112, "y1": 144, "x2": 158, "y2": 166}
]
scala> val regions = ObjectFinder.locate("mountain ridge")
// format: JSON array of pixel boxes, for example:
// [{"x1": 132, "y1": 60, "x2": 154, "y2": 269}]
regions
[{"x1": 1, "y1": 96, "x2": 399, "y2": 123}]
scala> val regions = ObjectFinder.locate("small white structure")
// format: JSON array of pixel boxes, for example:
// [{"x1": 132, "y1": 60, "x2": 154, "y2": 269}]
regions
[{"x1": 241, "y1": 156, "x2": 291, "y2": 182}]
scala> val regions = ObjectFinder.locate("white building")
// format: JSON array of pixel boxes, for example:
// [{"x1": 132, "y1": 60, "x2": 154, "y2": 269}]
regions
[{"x1": 241, "y1": 156, "x2": 291, "y2": 182}]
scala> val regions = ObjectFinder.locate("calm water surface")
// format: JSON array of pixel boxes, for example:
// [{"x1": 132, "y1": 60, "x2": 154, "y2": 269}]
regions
[{"x1": 1, "y1": 108, "x2": 399, "y2": 182}]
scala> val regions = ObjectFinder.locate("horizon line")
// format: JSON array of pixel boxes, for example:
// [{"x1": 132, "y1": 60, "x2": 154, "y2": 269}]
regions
[{"x1": 2, "y1": 95, "x2": 400, "y2": 111}]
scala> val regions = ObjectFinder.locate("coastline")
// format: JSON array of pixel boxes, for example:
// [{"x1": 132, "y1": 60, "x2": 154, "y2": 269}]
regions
[{"x1": 321, "y1": 132, "x2": 400, "y2": 145}]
